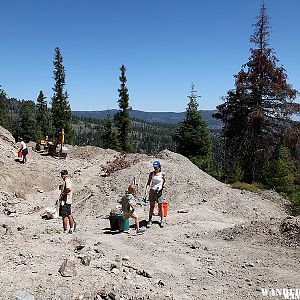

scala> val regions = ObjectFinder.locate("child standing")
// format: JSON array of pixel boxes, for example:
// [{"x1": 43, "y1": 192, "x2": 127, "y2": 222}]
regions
[{"x1": 59, "y1": 170, "x2": 76, "y2": 234}]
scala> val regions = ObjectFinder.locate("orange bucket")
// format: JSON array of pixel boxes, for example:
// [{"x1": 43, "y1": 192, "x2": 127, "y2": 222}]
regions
[{"x1": 158, "y1": 202, "x2": 169, "y2": 217}]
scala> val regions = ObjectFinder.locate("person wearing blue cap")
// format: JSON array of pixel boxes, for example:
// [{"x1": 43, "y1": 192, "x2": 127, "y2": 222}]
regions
[{"x1": 144, "y1": 160, "x2": 166, "y2": 228}]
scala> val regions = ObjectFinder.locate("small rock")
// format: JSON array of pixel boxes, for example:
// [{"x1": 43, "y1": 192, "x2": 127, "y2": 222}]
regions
[
  {"x1": 2, "y1": 224, "x2": 12, "y2": 235},
  {"x1": 110, "y1": 263, "x2": 119, "y2": 270},
  {"x1": 224, "y1": 235, "x2": 234, "y2": 241},
  {"x1": 15, "y1": 290, "x2": 35, "y2": 300},
  {"x1": 245, "y1": 263, "x2": 254, "y2": 267},
  {"x1": 58, "y1": 259, "x2": 77, "y2": 277},
  {"x1": 108, "y1": 292, "x2": 116, "y2": 299},
  {"x1": 96, "y1": 288, "x2": 107, "y2": 299},
  {"x1": 177, "y1": 209, "x2": 188, "y2": 214},
  {"x1": 157, "y1": 280, "x2": 165, "y2": 287},
  {"x1": 136, "y1": 270, "x2": 152, "y2": 278},
  {"x1": 111, "y1": 268, "x2": 120, "y2": 275},
  {"x1": 81, "y1": 255, "x2": 91, "y2": 266},
  {"x1": 4, "y1": 208, "x2": 16, "y2": 215}
]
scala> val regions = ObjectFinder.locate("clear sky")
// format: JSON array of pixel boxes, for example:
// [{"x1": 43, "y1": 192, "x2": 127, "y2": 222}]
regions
[{"x1": 1, "y1": 0, "x2": 299, "y2": 112}]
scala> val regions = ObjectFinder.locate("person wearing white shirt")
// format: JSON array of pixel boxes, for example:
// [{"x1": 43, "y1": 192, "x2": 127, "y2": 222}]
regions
[
  {"x1": 19, "y1": 139, "x2": 28, "y2": 164},
  {"x1": 144, "y1": 161, "x2": 166, "y2": 228}
]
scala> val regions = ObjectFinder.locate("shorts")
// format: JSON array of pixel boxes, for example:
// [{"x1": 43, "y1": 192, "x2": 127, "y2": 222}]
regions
[
  {"x1": 22, "y1": 148, "x2": 28, "y2": 156},
  {"x1": 123, "y1": 211, "x2": 137, "y2": 219},
  {"x1": 59, "y1": 203, "x2": 72, "y2": 217},
  {"x1": 149, "y1": 189, "x2": 163, "y2": 204}
]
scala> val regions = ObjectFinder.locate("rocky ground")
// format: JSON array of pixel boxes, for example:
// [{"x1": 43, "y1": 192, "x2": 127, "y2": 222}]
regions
[{"x1": 0, "y1": 125, "x2": 300, "y2": 300}]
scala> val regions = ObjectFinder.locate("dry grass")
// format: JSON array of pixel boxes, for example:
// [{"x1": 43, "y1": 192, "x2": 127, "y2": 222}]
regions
[{"x1": 231, "y1": 181, "x2": 262, "y2": 193}]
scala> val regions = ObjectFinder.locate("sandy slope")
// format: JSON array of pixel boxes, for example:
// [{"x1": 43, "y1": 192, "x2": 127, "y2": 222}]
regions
[{"x1": 0, "y1": 126, "x2": 299, "y2": 300}]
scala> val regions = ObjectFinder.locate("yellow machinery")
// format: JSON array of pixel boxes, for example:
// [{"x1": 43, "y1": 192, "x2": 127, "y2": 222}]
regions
[{"x1": 35, "y1": 129, "x2": 68, "y2": 158}]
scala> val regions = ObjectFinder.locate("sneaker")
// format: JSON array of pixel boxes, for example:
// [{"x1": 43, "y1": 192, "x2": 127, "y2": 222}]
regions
[
  {"x1": 64, "y1": 230, "x2": 68, "y2": 234},
  {"x1": 68, "y1": 221, "x2": 77, "y2": 234},
  {"x1": 136, "y1": 228, "x2": 145, "y2": 234},
  {"x1": 146, "y1": 221, "x2": 152, "y2": 228},
  {"x1": 159, "y1": 221, "x2": 164, "y2": 228}
]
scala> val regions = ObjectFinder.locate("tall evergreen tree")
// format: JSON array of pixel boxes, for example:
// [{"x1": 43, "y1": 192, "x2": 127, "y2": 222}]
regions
[
  {"x1": 173, "y1": 83, "x2": 212, "y2": 170},
  {"x1": 214, "y1": 2, "x2": 299, "y2": 182},
  {"x1": 51, "y1": 47, "x2": 74, "y2": 144},
  {"x1": 115, "y1": 65, "x2": 132, "y2": 152},
  {"x1": 18, "y1": 100, "x2": 36, "y2": 142},
  {"x1": 36, "y1": 90, "x2": 51, "y2": 139},
  {"x1": 0, "y1": 87, "x2": 8, "y2": 129}
]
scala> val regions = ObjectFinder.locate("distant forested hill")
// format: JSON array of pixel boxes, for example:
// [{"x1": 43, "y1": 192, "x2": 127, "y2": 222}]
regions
[{"x1": 72, "y1": 109, "x2": 222, "y2": 129}]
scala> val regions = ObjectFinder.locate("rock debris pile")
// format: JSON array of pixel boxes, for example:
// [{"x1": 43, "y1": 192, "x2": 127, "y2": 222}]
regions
[{"x1": 0, "y1": 125, "x2": 299, "y2": 300}]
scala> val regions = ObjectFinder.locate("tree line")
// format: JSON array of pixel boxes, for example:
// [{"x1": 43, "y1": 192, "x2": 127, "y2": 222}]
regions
[
  {"x1": 1, "y1": 3, "x2": 300, "y2": 213},
  {"x1": 0, "y1": 47, "x2": 73, "y2": 144},
  {"x1": 73, "y1": 115, "x2": 177, "y2": 155}
]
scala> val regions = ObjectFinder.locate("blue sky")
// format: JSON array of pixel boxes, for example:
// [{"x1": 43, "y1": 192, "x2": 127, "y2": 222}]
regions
[{"x1": 1, "y1": 0, "x2": 299, "y2": 112}]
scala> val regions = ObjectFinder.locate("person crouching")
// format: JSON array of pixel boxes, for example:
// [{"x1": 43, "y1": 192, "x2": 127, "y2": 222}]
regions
[{"x1": 120, "y1": 185, "x2": 144, "y2": 234}]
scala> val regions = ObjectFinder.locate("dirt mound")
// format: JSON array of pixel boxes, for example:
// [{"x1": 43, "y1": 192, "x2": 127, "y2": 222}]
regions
[
  {"x1": 279, "y1": 216, "x2": 300, "y2": 244},
  {"x1": 218, "y1": 216, "x2": 300, "y2": 247}
]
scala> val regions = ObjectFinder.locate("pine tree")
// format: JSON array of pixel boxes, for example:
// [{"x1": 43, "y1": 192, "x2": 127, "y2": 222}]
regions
[
  {"x1": 102, "y1": 113, "x2": 120, "y2": 150},
  {"x1": 214, "y1": 2, "x2": 299, "y2": 182},
  {"x1": 36, "y1": 90, "x2": 51, "y2": 139},
  {"x1": 173, "y1": 83, "x2": 212, "y2": 170},
  {"x1": 18, "y1": 100, "x2": 36, "y2": 142},
  {"x1": 0, "y1": 87, "x2": 8, "y2": 128},
  {"x1": 271, "y1": 145, "x2": 296, "y2": 195},
  {"x1": 51, "y1": 47, "x2": 74, "y2": 144},
  {"x1": 115, "y1": 65, "x2": 132, "y2": 152}
]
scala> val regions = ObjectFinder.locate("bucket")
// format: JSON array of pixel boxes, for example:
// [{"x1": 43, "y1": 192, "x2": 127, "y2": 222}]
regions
[
  {"x1": 118, "y1": 215, "x2": 130, "y2": 232},
  {"x1": 109, "y1": 215, "x2": 119, "y2": 231},
  {"x1": 109, "y1": 214, "x2": 130, "y2": 231},
  {"x1": 18, "y1": 151, "x2": 23, "y2": 158},
  {"x1": 158, "y1": 202, "x2": 169, "y2": 217}
]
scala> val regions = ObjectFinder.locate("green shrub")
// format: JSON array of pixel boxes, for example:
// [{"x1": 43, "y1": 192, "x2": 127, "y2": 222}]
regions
[
  {"x1": 230, "y1": 162, "x2": 244, "y2": 183},
  {"x1": 286, "y1": 189, "x2": 300, "y2": 216}
]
